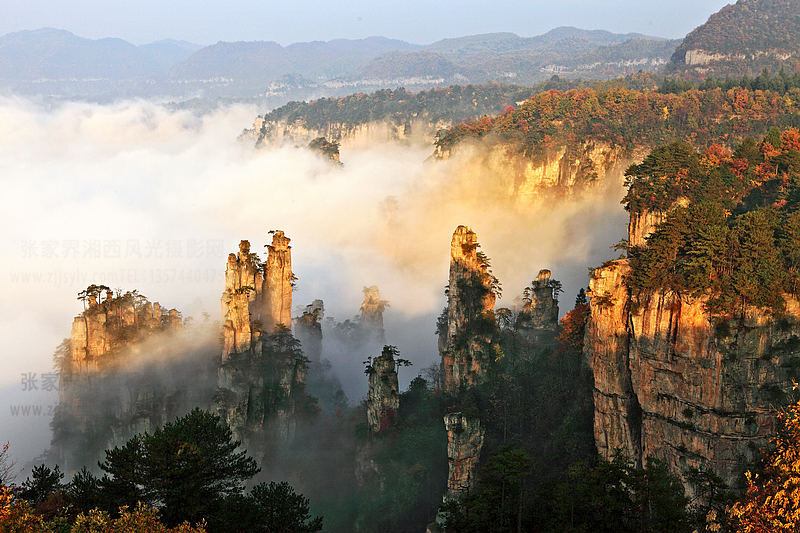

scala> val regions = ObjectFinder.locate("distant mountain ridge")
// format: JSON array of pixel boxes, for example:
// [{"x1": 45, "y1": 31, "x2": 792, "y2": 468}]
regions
[
  {"x1": 666, "y1": 0, "x2": 800, "y2": 79},
  {"x1": 0, "y1": 28, "x2": 202, "y2": 80},
  {"x1": 0, "y1": 26, "x2": 676, "y2": 103}
]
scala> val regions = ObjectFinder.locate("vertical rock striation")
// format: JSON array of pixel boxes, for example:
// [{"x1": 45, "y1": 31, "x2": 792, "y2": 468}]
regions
[
  {"x1": 366, "y1": 346, "x2": 400, "y2": 433},
  {"x1": 439, "y1": 226, "x2": 498, "y2": 393},
  {"x1": 587, "y1": 216, "x2": 800, "y2": 497},
  {"x1": 444, "y1": 413, "x2": 485, "y2": 499},
  {"x1": 264, "y1": 231, "x2": 293, "y2": 333},
  {"x1": 221, "y1": 240, "x2": 263, "y2": 361}
]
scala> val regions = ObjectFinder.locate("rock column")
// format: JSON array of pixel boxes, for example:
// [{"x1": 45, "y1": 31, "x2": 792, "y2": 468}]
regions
[{"x1": 440, "y1": 226, "x2": 497, "y2": 392}]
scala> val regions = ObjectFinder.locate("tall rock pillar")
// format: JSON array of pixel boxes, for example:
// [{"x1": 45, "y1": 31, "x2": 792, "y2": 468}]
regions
[
  {"x1": 360, "y1": 286, "x2": 388, "y2": 345},
  {"x1": 518, "y1": 269, "x2": 560, "y2": 345},
  {"x1": 264, "y1": 231, "x2": 293, "y2": 333},
  {"x1": 439, "y1": 226, "x2": 498, "y2": 393},
  {"x1": 221, "y1": 240, "x2": 264, "y2": 361},
  {"x1": 366, "y1": 346, "x2": 400, "y2": 433},
  {"x1": 444, "y1": 413, "x2": 485, "y2": 499},
  {"x1": 295, "y1": 300, "x2": 323, "y2": 364}
]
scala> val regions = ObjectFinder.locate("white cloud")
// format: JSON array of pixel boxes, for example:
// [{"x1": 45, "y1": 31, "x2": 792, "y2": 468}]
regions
[{"x1": 0, "y1": 96, "x2": 629, "y2": 465}]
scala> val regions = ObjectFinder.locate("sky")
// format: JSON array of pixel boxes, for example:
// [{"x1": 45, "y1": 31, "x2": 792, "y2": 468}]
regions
[{"x1": 1, "y1": 0, "x2": 733, "y2": 46}]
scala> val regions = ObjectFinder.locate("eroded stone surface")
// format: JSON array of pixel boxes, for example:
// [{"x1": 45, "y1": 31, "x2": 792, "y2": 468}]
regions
[
  {"x1": 215, "y1": 236, "x2": 307, "y2": 461},
  {"x1": 440, "y1": 226, "x2": 497, "y2": 392},
  {"x1": 444, "y1": 413, "x2": 485, "y2": 499},
  {"x1": 518, "y1": 269, "x2": 560, "y2": 345},
  {"x1": 366, "y1": 346, "x2": 400, "y2": 433},
  {"x1": 264, "y1": 231, "x2": 293, "y2": 333},
  {"x1": 587, "y1": 257, "x2": 800, "y2": 497}
]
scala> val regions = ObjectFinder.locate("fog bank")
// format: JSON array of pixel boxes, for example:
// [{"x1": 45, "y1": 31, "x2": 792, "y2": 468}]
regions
[{"x1": 0, "y1": 96, "x2": 627, "y2": 465}]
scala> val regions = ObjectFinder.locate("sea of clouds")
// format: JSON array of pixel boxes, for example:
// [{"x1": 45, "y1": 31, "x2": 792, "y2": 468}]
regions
[{"x1": 0, "y1": 96, "x2": 628, "y2": 467}]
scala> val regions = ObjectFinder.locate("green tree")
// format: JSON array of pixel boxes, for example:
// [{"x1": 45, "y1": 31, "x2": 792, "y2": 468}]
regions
[
  {"x1": 67, "y1": 466, "x2": 100, "y2": 515},
  {"x1": 20, "y1": 464, "x2": 64, "y2": 507},
  {"x1": 98, "y1": 408, "x2": 260, "y2": 526},
  {"x1": 248, "y1": 481, "x2": 323, "y2": 533},
  {"x1": 440, "y1": 445, "x2": 532, "y2": 533}
]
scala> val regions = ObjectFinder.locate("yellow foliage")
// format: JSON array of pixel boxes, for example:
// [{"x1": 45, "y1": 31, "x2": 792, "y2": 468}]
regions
[
  {"x1": 729, "y1": 401, "x2": 800, "y2": 532},
  {"x1": 0, "y1": 485, "x2": 49, "y2": 533},
  {"x1": 72, "y1": 503, "x2": 206, "y2": 533}
]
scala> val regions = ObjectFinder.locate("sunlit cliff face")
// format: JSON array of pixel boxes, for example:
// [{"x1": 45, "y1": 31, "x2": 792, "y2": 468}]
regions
[{"x1": 0, "y1": 96, "x2": 628, "y2": 463}]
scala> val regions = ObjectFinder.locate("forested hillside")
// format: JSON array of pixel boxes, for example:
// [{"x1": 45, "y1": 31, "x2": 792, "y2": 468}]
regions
[
  {"x1": 434, "y1": 83, "x2": 800, "y2": 159},
  {"x1": 666, "y1": 0, "x2": 800, "y2": 79},
  {"x1": 624, "y1": 127, "x2": 800, "y2": 315}
]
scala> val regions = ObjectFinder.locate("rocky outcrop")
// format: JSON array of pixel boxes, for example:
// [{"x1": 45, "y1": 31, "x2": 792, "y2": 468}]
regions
[
  {"x1": 264, "y1": 231, "x2": 293, "y2": 333},
  {"x1": 444, "y1": 413, "x2": 485, "y2": 499},
  {"x1": 435, "y1": 140, "x2": 639, "y2": 210},
  {"x1": 627, "y1": 198, "x2": 689, "y2": 248},
  {"x1": 439, "y1": 226, "x2": 498, "y2": 393},
  {"x1": 360, "y1": 286, "x2": 389, "y2": 345},
  {"x1": 518, "y1": 269, "x2": 560, "y2": 345},
  {"x1": 683, "y1": 50, "x2": 729, "y2": 66},
  {"x1": 295, "y1": 300, "x2": 324, "y2": 364},
  {"x1": 221, "y1": 240, "x2": 263, "y2": 360},
  {"x1": 220, "y1": 235, "x2": 294, "y2": 361},
  {"x1": 366, "y1": 346, "x2": 400, "y2": 433},
  {"x1": 250, "y1": 117, "x2": 452, "y2": 149},
  {"x1": 215, "y1": 236, "x2": 309, "y2": 461},
  {"x1": 55, "y1": 290, "x2": 193, "y2": 471},
  {"x1": 69, "y1": 291, "x2": 180, "y2": 374},
  {"x1": 588, "y1": 244, "x2": 800, "y2": 498}
]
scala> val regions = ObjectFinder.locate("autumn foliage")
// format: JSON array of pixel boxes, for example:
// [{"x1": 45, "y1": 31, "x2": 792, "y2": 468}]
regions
[
  {"x1": 729, "y1": 399, "x2": 800, "y2": 532},
  {"x1": 623, "y1": 128, "x2": 800, "y2": 316},
  {"x1": 435, "y1": 85, "x2": 800, "y2": 160}
]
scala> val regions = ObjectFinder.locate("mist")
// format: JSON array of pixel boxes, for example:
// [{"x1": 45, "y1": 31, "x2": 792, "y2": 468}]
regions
[{"x1": 0, "y1": 95, "x2": 628, "y2": 467}]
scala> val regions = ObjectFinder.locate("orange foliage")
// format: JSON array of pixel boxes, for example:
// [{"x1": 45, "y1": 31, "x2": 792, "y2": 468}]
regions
[
  {"x1": 555, "y1": 302, "x2": 590, "y2": 358},
  {"x1": 782, "y1": 128, "x2": 800, "y2": 151},
  {"x1": 729, "y1": 400, "x2": 800, "y2": 532}
]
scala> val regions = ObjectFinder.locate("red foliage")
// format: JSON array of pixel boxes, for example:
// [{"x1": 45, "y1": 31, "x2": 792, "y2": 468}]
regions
[{"x1": 555, "y1": 302, "x2": 590, "y2": 358}]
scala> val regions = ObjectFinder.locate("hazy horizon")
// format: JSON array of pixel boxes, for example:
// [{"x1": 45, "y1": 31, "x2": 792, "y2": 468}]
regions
[{"x1": 3, "y1": 1, "x2": 731, "y2": 47}]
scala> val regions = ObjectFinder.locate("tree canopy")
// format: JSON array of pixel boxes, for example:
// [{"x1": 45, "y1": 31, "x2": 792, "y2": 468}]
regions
[{"x1": 98, "y1": 408, "x2": 260, "y2": 526}]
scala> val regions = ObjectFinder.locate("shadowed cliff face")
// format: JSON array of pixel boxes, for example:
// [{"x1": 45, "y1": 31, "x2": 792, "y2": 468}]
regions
[
  {"x1": 55, "y1": 290, "x2": 217, "y2": 471},
  {"x1": 587, "y1": 212, "x2": 800, "y2": 498}
]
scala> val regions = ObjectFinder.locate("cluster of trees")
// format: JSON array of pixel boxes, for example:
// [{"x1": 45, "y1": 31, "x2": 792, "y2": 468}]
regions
[
  {"x1": 0, "y1": 409, "x2": 322, "y2": 532},
  {"x1": 306, "y1": 137, "x2": 341, "y2": 163},
  {"x1": 434, "y1": 84, "x2": 800, "y2": 161},
  {"x1": 257, "y1": 73, "x2": 671, "y2": 145},
  {"x1": 624, "y1": 127, "x2": 800, "y2": 315},
  {"x1": 259, "y1": 84, "x2": 539, "y2": 134},
  {"x1": 662, "y1": 68, "x2": 800, "y2": 96}
]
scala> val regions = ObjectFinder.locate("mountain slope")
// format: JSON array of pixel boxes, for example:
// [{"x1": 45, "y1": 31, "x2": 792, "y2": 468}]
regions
[
  {"x1": 166, "y1": 37, "x2": 423, "y2": 83},
  {"x1": 0, "y1": 28, "x2": 199, "y2": 81},
  {"x1": 666, "y1": 0, "x2": 800, "y2": 79}
]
